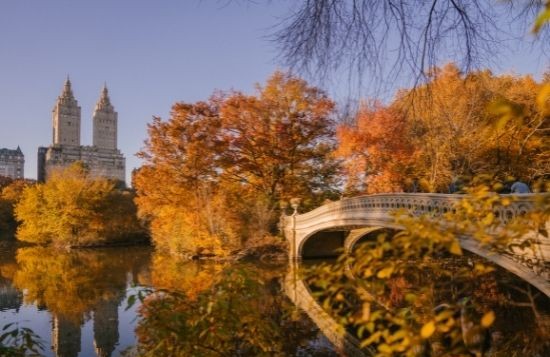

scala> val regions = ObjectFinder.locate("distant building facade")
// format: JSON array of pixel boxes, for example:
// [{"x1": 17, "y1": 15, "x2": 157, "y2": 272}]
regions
[
  {"x1": 38, "y1": 79, "x2": 125, "y2": 183},
  {"x1": 0, "y1": 147, "x2": 24, "y2": 179}
]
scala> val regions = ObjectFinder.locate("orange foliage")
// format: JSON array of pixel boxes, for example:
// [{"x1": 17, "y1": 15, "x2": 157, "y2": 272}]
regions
[
  {"x1": 135, "y1": 72, "x2": 340, "y2": 255},
  {"x1": 0, "y1": 179, "x2": 31, "y2": 240},
  {"x1": 336, "y1": 103, "x2": 415, "y2": 194},
  {"x1": 337, "y1": 64, "x2": 549, "y2": 193},
  {"x1": 148, "y1": 253, "x2": 224, "y2": 301},
  {"x1": 219, "y1": 71, "x2": 337, "y2": 203}
]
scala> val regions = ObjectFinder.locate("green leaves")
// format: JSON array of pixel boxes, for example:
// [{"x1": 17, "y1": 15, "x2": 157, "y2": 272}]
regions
[{"x1": 0, "y1": 323, "x2": 44, "y2": 357}]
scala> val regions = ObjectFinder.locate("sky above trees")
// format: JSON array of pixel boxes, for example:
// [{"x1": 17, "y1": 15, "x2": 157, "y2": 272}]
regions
[{"x1": 0, "y1": 0, "x2": 547, "y2": 182}]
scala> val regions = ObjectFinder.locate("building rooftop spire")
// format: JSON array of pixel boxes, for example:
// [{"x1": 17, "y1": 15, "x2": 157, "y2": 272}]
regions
[
  {"x1": 56, "y1": 76, "x2": 77, "y2": 107},
  {"x1": 102, "y1": 82, "x2": 109, "y2": 98},
  {"x1": 62, "y1": 76, "x2": 72, "y2": 96},
  {"x1": 95, "y1": 82, "x2": 113, "y2": 112}
]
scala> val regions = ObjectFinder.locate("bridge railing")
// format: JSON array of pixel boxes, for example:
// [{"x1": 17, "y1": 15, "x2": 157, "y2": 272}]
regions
[{"x1": 284, "y1": 193, "x2": 539, "y2": 231}]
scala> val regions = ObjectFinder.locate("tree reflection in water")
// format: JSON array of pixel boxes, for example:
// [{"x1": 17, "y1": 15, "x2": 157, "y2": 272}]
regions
[
  {"x1": 2, "y1": 243, "x2": 548, "y2": 356},
  {"x1": 0, "y1": 247, "x2": 336, "y2": 357},
  {"x1": 135, "y1": 257, "x2": 336, "y2": 357},
  {"x1": 10, "y1": 246, "x2": 152, "y2": 357}
]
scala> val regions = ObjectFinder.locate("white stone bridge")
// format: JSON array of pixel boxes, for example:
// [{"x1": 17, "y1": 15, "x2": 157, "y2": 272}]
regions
[{"x1": 281, "y1": 193, "x2": 550, "y2": 297}]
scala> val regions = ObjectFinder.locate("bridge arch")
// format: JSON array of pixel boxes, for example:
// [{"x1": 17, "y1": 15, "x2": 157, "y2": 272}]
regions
[
  {"x1": 283, "y1": 193, "x2": 550, "y2": 297},
  {"x1": 297, "y1": 220, "x2": 402, "y2": 258},
  {"x1": 345, "y1": 227, "x2": 399, "y2": 254}
]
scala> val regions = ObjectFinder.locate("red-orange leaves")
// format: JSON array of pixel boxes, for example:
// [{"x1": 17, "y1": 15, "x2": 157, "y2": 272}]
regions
[
  {"x1": 219, "y1": 71, "x2": 337, "y2": 204},
  {"x1": 134, "y1": 72, "x2": 340, "y2": 255},
  {"x1": 336, "y1": 103, "x2": 414, "y2": 194}
]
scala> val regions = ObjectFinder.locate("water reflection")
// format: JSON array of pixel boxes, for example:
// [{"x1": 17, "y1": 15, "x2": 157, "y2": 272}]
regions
[
  {"x1": 0, "y1": 245, "x2": 335, "y2": 357},
  {"x1": 51, "y1": 315, "x2": 81, "y2": 357},
  {"x1": 284, "y1": 261, "x2": 365, "y2": 356},
  {"x1": 2, "y1": 243, "x2": 545, "y2": 356},
  {"x1": 0, "y1": 245, "x2": 152, "y2": 357},
  {"x1": 93, "y1": 297, "x2": 121, "y2": 357},
  {"x1": 135, "y1": 259, "x2": 336, "y2": 356}
]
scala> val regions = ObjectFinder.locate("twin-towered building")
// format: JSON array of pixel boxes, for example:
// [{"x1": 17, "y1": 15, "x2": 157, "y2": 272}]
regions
[{"x1": 38, "y1": 78, "x2": 126, "y2": 183}]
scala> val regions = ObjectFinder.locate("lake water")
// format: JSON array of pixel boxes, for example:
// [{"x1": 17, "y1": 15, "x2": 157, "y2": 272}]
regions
[
  {"x1": 0, "y1": 244, "x2": 336, "y2": 357},
  {"x1": 0, "y1": 243, "x2": 548, "y2": 356}
]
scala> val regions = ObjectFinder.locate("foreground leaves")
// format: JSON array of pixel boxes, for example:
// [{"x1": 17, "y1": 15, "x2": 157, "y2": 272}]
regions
[{"x1": 306, "y1": 187, "x2": 550, "y2": 356}]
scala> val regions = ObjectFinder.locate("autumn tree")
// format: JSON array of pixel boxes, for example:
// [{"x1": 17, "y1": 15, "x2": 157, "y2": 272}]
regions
[
  {"x1": 219, "y1": 72, "x2": 338, "y2": 206},
  {"x1": 337, "y1": 64, "x2": 549, "y2": 194},
  {"x1": 336, "y1": 102, "x2": 415, "y2": 194},
  {"x1": 0, "y1": 180, "x2": 31, "y2": 240},
  {"x1": 299, "y1": 7, "x2": 550, "y2": 356},
  {"x1": 15, "y1": 163, "x2": 145, "y2": 247},
  {"x1": 399, "y1": 65, "x2": 549, "y2": 192},
  {"x1": 135, "y1": 72, "x2": 340, "y2": 256},
  {"x1": 134, "y1": 100, "x2": 240, "y2": 256}
]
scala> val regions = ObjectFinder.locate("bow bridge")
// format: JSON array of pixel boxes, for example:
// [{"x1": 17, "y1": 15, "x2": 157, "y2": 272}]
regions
[{"x1": 281, "y1": 193, "x2": 550, "y2": 296}]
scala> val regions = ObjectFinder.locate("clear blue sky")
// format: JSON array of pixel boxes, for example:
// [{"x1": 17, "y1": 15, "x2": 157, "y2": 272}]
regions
[{"x1": 0, "y1": 0, "x2": 547, "y2": 182}]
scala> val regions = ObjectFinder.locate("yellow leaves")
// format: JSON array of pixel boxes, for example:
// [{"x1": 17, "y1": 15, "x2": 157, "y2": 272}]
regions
[
  {"x1": 363, "y1": 268, "x2": 373, "y2": 278},
  {"x1": 376, "y1": 265, "x2": 394, "y2": 279},
  {"x1": 536, "y1": 83, "x2": 550, "y2": 114},
  {"x1": 449, "y1": 241, "x2": 463, "y2": 255},
  {"x1": 473, "y1": 263, "x2": 494, "y2": 275},
  {"x1": 487, "y1": 98, "x2": 524, "y2": 131},
  {"x1": 533, "y1": 2, "x2": 550, "y2": 33},
  {"x1": 361, "y1": 331, "x2": 382, "y2": 347},
  {"x1": 420, "y1": 321, "x2": 436, "y2": 339},
  {"x1": 481, "y1": 311, "x2": 495, "y2": 328},
  {"x1": 14, "y1": 163, "x2": 142, "y2": 247},
  {"x1": 361, "y1": 302, "x2": 371, "y2": 322},
  {"x1": 309, "y1": 183, "x2": 548, "y2": 356},
  {"x1": 481, "y1": 212, "x2": 495, "y2": 226},
  {"x1": 461, "y1": 200, "x2": 475, "y2": 215},
  {"x1": 377, "y1": 343, "x2": 393, "y2": 354},
  {"x1": 335, "y1": 292, "x2": 345, "y2": 302}
]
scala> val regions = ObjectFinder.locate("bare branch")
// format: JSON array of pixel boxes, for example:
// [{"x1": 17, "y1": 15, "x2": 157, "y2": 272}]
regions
[{"x1": 272, "y1": 0, "x2": 549, "y2": 93}]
